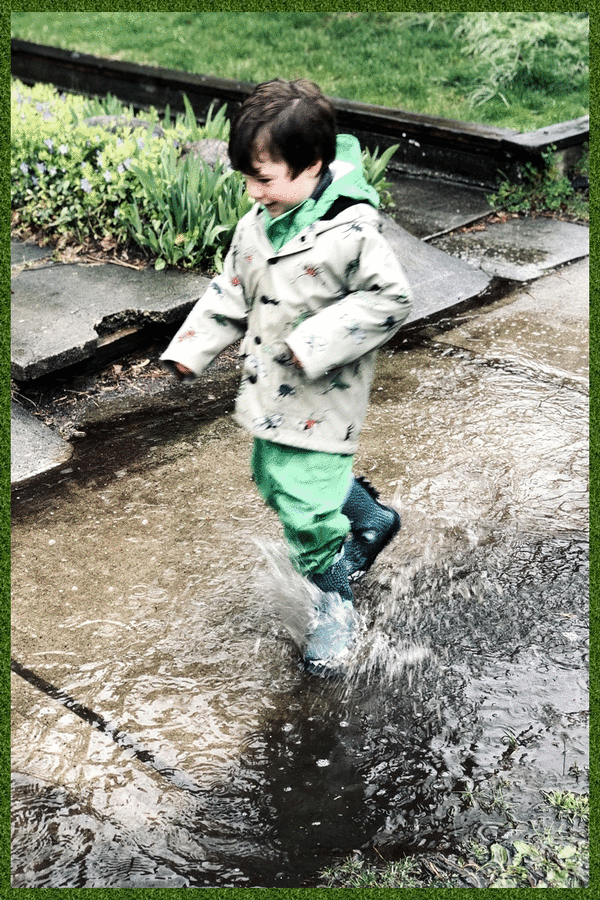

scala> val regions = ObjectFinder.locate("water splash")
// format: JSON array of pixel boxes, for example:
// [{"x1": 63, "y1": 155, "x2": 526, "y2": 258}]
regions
[{"x1": 253, "y1": 538, "x2": 431, "y2": 690}]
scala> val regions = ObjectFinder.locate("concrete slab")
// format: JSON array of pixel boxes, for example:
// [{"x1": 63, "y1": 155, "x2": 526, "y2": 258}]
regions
[
  {"x1": 429, "y1": 217, "x2": 589, "y2": 282},
  {"x1": 380, "y1": 214, "x2": 492, "y2": 323},
  {"x1": 436, "y1": 257, "x2": 589, "y2": 385},
  {"x1": 11, "y1": 214, "x2": 588, "y2": 492},
  {"x1": 387, "y1": 175, "x2": 492, "y2": 240},
  {"x1": 11, "y1": 239, "x2": 53, "y2": 268},
  {"x1": 11, "y1": 263, "x2": 211, "y2": 381},
  {"x1": 11, "y1": 401, "x2": 72, "y2": 485}
]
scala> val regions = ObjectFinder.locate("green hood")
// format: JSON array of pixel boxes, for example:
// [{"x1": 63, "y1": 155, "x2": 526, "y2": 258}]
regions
[{"x1": 263, "y1": 134, "x2": 379, "y2": 251}]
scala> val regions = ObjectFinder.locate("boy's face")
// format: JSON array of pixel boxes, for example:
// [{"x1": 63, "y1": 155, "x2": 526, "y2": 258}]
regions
[{"x1": 244, "y1": 152, "x2": 322, "y2": 219}]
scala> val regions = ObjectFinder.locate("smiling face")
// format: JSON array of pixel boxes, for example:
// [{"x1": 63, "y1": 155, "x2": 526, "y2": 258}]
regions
[{"x1": 244, "y1": 151, "x2": 322, "y2": 219}]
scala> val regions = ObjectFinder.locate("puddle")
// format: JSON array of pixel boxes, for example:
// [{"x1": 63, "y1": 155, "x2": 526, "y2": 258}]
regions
[{"x1": 11, "y1": 341, "x2": 588, "y2": 887}]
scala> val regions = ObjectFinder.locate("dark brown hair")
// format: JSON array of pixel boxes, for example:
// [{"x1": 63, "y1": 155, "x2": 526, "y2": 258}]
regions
[{"x1": 228, "y1": 79, "x2": 336, "y2": 179}]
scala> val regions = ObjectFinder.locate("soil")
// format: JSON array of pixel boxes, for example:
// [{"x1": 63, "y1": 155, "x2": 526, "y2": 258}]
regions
[{"x1": 11, "y1": 341, "x2": 241, "y2": 441}]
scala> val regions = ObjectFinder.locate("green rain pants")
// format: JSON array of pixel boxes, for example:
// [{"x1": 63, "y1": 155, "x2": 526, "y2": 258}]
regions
[{"x1": 251, "y1": 438, "x2": 354, "y2": 575}]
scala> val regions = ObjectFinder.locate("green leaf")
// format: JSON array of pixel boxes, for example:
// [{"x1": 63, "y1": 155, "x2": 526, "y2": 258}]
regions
[{"x1": 489, "y1": 843, "x2": 510, "y2": 868}]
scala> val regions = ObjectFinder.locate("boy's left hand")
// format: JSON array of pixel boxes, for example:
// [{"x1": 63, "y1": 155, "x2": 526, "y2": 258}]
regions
[{"x1": 173, "y1": 362, "x2": 194, "y2": 379}]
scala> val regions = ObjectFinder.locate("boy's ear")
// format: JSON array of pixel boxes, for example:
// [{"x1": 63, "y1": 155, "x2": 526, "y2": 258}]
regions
[{"x1": 306, "y1": 159, "x2": 323, "y2": 178}]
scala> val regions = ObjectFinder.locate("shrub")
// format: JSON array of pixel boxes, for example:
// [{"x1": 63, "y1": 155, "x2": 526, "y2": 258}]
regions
[
  {"x1": 12, "y1": 80, "x2": 166, "y2": 247},
  {"x1": 11, "y1": 81, "x2": 250, "y2": 269},
  {"x1": 486, "y1": 145, "x2": 585, "y2": 216},
  {"x1": 12, "y1": 80, "x2": 400, "y2": 271}
]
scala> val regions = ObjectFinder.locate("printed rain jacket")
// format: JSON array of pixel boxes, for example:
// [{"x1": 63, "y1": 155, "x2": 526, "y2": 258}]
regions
[{"x1": 161, "y1": 134, "x2": 413, "y2": 455}]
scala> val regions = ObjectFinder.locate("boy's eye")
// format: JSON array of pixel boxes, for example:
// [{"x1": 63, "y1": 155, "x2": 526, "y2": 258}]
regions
[{"x1": 245, "y1": 176, "x2": 271, "y2": 186}]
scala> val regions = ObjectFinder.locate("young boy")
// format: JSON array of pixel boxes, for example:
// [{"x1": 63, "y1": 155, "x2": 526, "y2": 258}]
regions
[{"x1": 161, "y1": 79, "x2": 412, "y2": 673}]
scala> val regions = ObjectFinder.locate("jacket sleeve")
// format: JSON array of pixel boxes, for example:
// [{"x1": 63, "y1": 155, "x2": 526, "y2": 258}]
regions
[
  {"x1": 160, "y1": 230, "x2": 247, "y2": 381},
  {"x1": 285, "y1": 221, "x2": 413, "y2": 380}
]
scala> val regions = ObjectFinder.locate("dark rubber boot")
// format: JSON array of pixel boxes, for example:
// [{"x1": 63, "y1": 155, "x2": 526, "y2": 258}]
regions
[
  {"x1": 303, "y1": 550, "x2": 356, "y2": 674},
  {"x1": 342, "y1": 476, "x2": 401, "y2": 582}
]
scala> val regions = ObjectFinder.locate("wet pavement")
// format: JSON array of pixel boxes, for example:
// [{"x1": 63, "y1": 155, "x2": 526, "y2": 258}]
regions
[{"x1": 10, "y1": 177, "x2": 589, "y2": 886}]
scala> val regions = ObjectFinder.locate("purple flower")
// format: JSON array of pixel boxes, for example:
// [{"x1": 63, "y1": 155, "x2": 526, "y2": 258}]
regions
[
  {"x1": 19, "y1": 162, "x2": 29, "y2": 175},
  {"x1": 43, "y1": 138, "x2": 54, "y2": 151},
  {"x1": 58, "y1": 144, "x2": 69, "y2": 155},
  {"x1": 103, "y1": 170, "x2": 112, "y2": 182},
  {"x1": 80, "y1": 177, "x2": 92, "y2": 193}
]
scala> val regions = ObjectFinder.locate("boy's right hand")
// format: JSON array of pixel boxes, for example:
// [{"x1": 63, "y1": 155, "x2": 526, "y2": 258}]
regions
[{"x1": 173, "y1": 362, "x2": 194, "y2": 380}]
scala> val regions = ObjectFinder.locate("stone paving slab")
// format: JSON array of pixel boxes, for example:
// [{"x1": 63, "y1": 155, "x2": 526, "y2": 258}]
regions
[
  {"x1": 10, "y1": 211, "x2": 589, "y2": 489},
  {"x1": 381, "y1": 214, "x2": 492, "y2": 323},
  {"x1": 11, "y1": 240, "x2": 53, "y2": 268},
  {"x1": 10, "y1": 220, "x2": 493, "y2": 487},
  {"x1": 435, "y1": 257, "x2": 589, "y2": 385},
  {"x1": 429, "y1": 216, "x2": 589, "y2": 282},
  {"x1": 11, "y1": 218, "x2": 492, "y2": 385},
  {"x1": 387, "y1": 175, "x2": 492, "y2": 240},
  {"x1": 11, "y1": 259, "x2": 211, "y2": 382},
  {"x1": 11, "y1": 401, "x2": 73, "y2": 485}
]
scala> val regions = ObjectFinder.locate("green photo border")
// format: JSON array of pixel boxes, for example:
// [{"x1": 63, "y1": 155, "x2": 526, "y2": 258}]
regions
[{"x1": 4, "y1": 3, "x2": 593, "y2": 899}]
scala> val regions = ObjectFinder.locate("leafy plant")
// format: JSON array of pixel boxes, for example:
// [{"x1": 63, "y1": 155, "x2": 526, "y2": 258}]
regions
[
  {"x1": 468, "y1": 835, "x2": 588, "y2": 888},
  {"x1": 543, "y1": 789, "x2": 589, "y2": 823},
  {"x1": 362, "y1": 143, "x2": 398, "y2": 208},
  {"x1": 486, "y1": 145, "x2": 582, "y2": 216},
  {"x1": 123, "y1": 144, "x2": 252, "y2": 271},
  {"x1": 11, "y1": 80, "x2": 167, "y2": 246},
  {"x1": 175, "y1": 92, "x2": 231, "y2": 141},
  {"x1": 321, "y1": 854, "x2": 422, "y2": 888},
  {"x1": 11, "y1": 80, "x2": 252, "y2": 269},
  {"x1": 320, "y1": 788, "x2": 589, "y2": 889}
]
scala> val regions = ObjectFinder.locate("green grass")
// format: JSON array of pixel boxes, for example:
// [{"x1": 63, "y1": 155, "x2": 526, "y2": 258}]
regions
[{"x1": 11, "y1": 12, "x2": 588, "y2": 132}]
